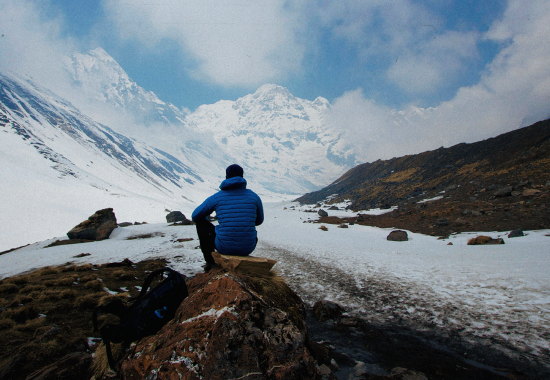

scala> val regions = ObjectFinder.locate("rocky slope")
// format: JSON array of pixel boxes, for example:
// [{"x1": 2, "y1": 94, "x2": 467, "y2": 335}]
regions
[{"x1": 297, "y1": 119, "x2": 550, "y2": 235}]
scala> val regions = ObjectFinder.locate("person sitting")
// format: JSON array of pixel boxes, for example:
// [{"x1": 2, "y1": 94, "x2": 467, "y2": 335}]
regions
[{"x1": 191, "y1": 164, "x2": 264, "y2": 271}]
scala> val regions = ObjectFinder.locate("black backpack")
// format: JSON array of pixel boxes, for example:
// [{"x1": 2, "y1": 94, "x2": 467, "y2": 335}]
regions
[{"x1": 92, "y1": 267, "x2": 188, "y2": 368}]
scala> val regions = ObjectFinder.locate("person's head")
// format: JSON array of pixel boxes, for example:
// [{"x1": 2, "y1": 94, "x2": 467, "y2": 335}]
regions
[{"x1": 226, "y1": 164, "x2": 244, "y2": 179}]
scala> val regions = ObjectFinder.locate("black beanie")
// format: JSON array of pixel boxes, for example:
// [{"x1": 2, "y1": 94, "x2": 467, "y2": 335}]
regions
[{"x1": 226, "y1": 164, "x2": 244, "y2": 179}]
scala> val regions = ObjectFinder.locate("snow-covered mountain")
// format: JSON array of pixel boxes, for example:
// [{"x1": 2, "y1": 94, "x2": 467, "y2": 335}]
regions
[
  {"x1": 0, "y1": 70, "x2": 216, "y2": 250},
  {"x1": 186, "y1": 84, "x2": 357, "y2": 193},
  {"x1": 65, "y1": 49, "x2": 358, "y2": 194},
  {"x1": 64, "y1": 48, "x2": 188, "y2": 126}
]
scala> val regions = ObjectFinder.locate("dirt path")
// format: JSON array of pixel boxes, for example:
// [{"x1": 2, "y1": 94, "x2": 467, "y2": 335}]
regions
[{"x1": 256, "y1": 241, "x2": 550, "y2": 378}]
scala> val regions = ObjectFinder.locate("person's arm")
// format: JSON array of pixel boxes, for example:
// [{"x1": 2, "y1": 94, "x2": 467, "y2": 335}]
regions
[
  {"x1": 255, "y1": 196, "x2": 264, "y2": 226},
  {"x1": 192, "y1": 195, "x2": 216, "y2": 223}
]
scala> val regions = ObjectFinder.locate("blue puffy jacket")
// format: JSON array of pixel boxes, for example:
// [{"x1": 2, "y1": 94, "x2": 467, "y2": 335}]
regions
[{"x1": 191, "y1": 176, "x2": 264, "y2": 256}]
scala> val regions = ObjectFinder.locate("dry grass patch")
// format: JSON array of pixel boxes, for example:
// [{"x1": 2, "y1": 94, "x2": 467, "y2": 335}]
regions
[{"x1": 0, "y1": 258, "x2": 169, "y2": 380}]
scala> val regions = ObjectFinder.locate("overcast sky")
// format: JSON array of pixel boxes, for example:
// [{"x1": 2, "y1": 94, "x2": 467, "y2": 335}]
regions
[{"x1": 1, "y1": 0, "x2": 549, "y2": 162}]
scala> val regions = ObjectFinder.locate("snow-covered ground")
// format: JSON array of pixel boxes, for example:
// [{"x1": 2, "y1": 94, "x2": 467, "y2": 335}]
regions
[{"x1": 1, "y1": 201, "x2": 549, "y2": 371}]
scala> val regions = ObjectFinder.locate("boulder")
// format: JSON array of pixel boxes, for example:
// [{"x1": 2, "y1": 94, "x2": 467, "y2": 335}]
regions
[
  {"x1": 67, "y1": 208, "x2": 117, "y2": 241},
  {"x1": 328, "y1": 206, "x2": 339, "y2": 210},
  {"x1": 211, "y1": 252, "x2": 277, "y2": 277},
  {"x1": 118, "y1": 271, "x2": 320, "y2": 380},
  {"x1": 313, "y1": 300, "x2": 345, "y2": 322},
  {"x1": 318, "y1": 209, "x2": 328, "y2": 217},
  {"x1": 166, "y1": 211, "x2": 188, "y2": 223},
  {"x1": 387, "y1": 230, "x2": 408, "y2": 241},
  {"x1": 467, "y1": 236, "x2": 505, "y2": 245},
  {"x1": 508, "y1": 229, "x2": 524, "y2": 238}
]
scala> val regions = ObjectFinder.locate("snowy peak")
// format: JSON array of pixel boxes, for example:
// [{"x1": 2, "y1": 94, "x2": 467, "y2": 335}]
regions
[{"x1": 64, "y1": 48, "x2": 186, "y2": 125}]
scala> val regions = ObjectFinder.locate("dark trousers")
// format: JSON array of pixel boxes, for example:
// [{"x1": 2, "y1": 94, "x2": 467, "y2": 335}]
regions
[
  {"x1": 195, "y1": 220, "x2": 260, "y2": 264},
  {"x1": 195, "y1": 220, "x2": 217, "y2": 265}
]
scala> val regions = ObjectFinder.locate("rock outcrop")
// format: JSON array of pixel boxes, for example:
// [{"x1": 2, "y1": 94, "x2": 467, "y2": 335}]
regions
[
  {"x1": 67, "y1": 208, "x2": 117, "y2": 241},
  {"x1": 118, "y1": 270, "x2": 320, "y2": 379}
]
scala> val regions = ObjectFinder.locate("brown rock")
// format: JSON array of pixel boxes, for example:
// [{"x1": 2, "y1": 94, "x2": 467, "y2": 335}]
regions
[
  {"x1": 119, "y1": 271, "x2": 319, "y2": 380},
  {"x1": 467, "y1": 236, "x2": 505, "y2": 245},
  {"x1": 523, "y1": 189, "x2": 542, "y2": 197},
  {"x1": 212, "y1": 252, "x2": 277, "y2": 277},
  {"x1": 387, "y1": 230, "x2": 408, "y2": 241},
  {"x1": 319, "y1": 225, "x2": 328, "y2": 231},
  {"x1": 67, "y1": 208, "x2": 117, "y2": 241}
]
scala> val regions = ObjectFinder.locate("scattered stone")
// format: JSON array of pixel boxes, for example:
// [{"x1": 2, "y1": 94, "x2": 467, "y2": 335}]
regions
[
  {"x1": 508, "y1": 229, "x2": 524, "y2": 238},
  {"x1": 73, "y1": 253, "x2": 91, "y2": 258},
  {"x1": 318, "y1": 209, "x2": 328, "y2": 217},
  {"x1": 390, "y1": 367, "x2": 428, "y2": 380},
  {"x1": 462, "y1": 209, "x2": 472, "y2": 216},
  {"x1": 118, "y1": 222, "x2": 132, "y2": 227},
  {"x1": 328, "y1": 206, "x2": 339, "y2": 210},
  {"x1": 469, "y1": 197, "x2": 477, "y2": 203},
  {"x1": 523, "y1": 189, "x2": 542, "y2": 197},
  {"x1": 447, "y1": 242, "x2": 453, "y2": 245},
  {"x1": 318, "y1": 364, "x2": 332, "y2": 376},
  {"x1": 166, "y1": 211, "x2": 187, "y2": 223},
  {"x1": 471, "y1": 210, "x2": 482, "y2": 216},
  {"x1": 313, "y1": 300, "x2": 345, "y2": 321},
  {"x1": 455, "y1": 218, "x2": 468, "y2": 225},
  {"x1": 67, "y1": 208, "x2": 117, "y2": 241},
  {"x1": 435, "y1": 218, "x2": 449, "y2": 227},
  {"x1": 467, "y1": 236, "x2": 505, "y2": 245},
  {"x1": 387, "y1": 230, "x2": 408, "y2": 241},
  {"x1": 337, "y1": 224, "x2": 348, "y2": 228},
  {"x1": 494, "y1": 186, "x2": 513, "y2": 197},
  {"x1": 337, "y1": 316, "x2": 364, "y2": 328},
  {"x1": 133, "y1": 222, "x2": 141, "y2": 225},
  {"x1": 319, "y1": 225, "x2": 328, "y2": 231}
]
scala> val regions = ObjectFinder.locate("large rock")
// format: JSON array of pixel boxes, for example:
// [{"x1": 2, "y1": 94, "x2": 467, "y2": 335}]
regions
[
  {"x1": 166, "y1": 211, "x2": 188, "y2": 223},
  {"x1": 387, "y1": 230, "x2": 408, "y2": 241},
  {"x1": 318, "y1": 209, "x2": 328, "y2": 217},
  {"x1": 67, "y1": 208, "x2": 117, "y2": 241},
  {"x1": 118, "y1": 271, "x2": 320, "y2": 380}
]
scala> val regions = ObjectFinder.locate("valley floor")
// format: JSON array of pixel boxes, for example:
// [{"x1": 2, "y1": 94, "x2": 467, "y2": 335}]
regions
[{"x1": 1, "y1": 201, "x2": 549, "y2": 377}]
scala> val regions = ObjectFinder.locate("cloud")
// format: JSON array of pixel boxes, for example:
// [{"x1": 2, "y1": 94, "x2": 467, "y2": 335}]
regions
[
  {"x1": 311, "y1": 0, "x2": 480, "y2": 95},
  {"x1": 0, "y1": 0, "x2": 76, "y2": 93},
  {"x1": 329, "y1": 0, "x2": 550, "y2": 163},
  {"x1": 102, "y1": 0, "x2": 306, "y2": 88}
]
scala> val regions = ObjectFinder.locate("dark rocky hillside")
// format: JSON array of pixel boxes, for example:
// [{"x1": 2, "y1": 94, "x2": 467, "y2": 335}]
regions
[{"x1": 297, "y1": 119, "x2": 550, "y2": 235}]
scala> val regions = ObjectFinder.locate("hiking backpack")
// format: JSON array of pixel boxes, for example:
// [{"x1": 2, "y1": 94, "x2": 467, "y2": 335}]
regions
[{"x1": 92, "y1": 267, "x2": 188, "y2": 368}]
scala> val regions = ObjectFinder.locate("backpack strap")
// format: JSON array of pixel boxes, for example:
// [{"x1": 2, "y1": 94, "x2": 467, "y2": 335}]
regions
[
  {"x1": 135, "y1": 268, "x2": 178, "y2": 300},
  {"x1": 92, "y1": 298, "x2": 127, "y2": 332}
]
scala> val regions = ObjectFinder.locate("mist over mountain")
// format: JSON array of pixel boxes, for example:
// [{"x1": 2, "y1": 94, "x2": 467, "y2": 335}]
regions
[{"x1": 63, "y1": 48, "x2": 358, "y2": 194}]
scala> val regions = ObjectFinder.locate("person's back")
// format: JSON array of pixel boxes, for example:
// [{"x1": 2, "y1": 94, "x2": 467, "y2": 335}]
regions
[{"x1": 191, "y1": 164, "x2": 264, "y2": 270}]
